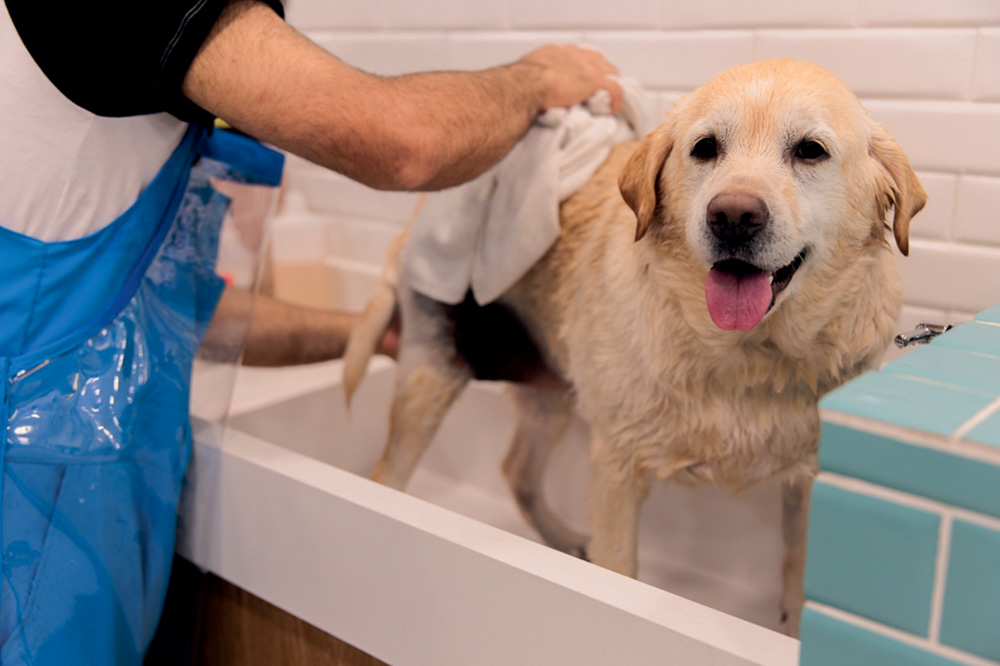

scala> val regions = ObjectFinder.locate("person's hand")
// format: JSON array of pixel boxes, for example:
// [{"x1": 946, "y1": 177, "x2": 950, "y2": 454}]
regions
[{"x1": 518, "y1": 44, "x2": 624, "y2": 114}]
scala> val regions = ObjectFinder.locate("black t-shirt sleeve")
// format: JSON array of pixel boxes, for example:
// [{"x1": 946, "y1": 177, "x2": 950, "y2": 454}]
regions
[{"x1": 5, "y1": 0, "x2": 285, "y2": 125}]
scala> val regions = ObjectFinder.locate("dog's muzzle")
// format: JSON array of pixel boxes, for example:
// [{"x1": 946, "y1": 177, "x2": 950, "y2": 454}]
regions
[
  {"x1": 704, "y1": 250, "x2": 808, "y2": 331},
  {"x1": 701, "y1": 192, "x2": 808, "y2": 331}
]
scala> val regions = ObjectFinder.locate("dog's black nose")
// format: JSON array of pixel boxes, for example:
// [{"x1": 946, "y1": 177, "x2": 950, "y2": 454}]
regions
[{"x1": 706, "y1": 192, "x2": 769, "y2": 249}]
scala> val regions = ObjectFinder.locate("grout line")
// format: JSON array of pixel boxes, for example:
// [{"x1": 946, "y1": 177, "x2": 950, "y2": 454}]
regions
[
  {"x1": 967, "y1": 349, "x2": 1000, "y2": 360},
  {"x1": 821, "y1": 409, "x2": 1000, "y2": 466},
  {"x1": 952, "y1": 395, "x2": 1000, "y2": 443},
  {"x1": 946, "y1": 171, "x2": 962, "y2": 241},
  {"x1": 807, "y1": 602, "x2": 1000, "y2": 666},
  {"x1": 889, "y1": 373, "x2": 989, "y2": 392},
  {"x1": 818, "y1": 472, "x2": 1000, "y2": 533},
  {"x1": 322, "y1": 256, "x2": 383, "y2": 274},
  {"x1": 928, "y1": 513, "x2": 953, "y2": 643},
  {"x1": 971, "y1": 28, "x2": 982, "y2": 102}
]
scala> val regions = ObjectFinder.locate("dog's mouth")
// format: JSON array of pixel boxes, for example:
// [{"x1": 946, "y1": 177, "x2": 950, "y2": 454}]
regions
[{"x1": 705, "y1": 249, "x2": 808, "y2": 331}]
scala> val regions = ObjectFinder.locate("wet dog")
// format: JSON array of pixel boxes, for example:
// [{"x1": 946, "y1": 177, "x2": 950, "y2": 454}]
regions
[{"x1": 344, "y1": 59, "x2": 925, "y2": 635}]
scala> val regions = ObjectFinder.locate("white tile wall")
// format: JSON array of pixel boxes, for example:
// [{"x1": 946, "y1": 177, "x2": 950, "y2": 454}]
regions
[
  {"x1": 859, "y1": 0, "x2": 1000, "y2": 27},
  {"x1": 863, "y1": 101, "x2": 1000, "y2": 175},
  {"x1": 376, "y1": 1, "x2": 508, "y2": 31},
  {"x1": 285, "y1": 0, "x2": 508, "y2": 31},
  {"x1": 312, "y1": 34, "x2": 449, "y2": 76},
  {"x1": 910, "y1": 173, "x2": 957, "y2": 242},
  {"x1": 974, "y1": 29, "x2": 1000, "y2": 101},
  {"x1": 583, "y1": 31, "x2": 755, "y2": 90},
  {"x1": 445, "y1": 32, "x2": 585, "y2": 71},
  {"x1": 510, "y1": 0, "x2": 662, "y2": 30},
  {"x1": 754, "y1": 30, "x2": 977, "y2": 99},
  {"x1": 662, "y1": 0, "x2": 858, "y2": 29},
  {"x1": 954, "y1": 176, "x2": 1000, "y2": 245},
  {"x1": 900, "y1": 240, "x2": 1000, "y2": 313},
  {"x1": 278, "y1": 0, "x2": 1000, "y2": 325}
]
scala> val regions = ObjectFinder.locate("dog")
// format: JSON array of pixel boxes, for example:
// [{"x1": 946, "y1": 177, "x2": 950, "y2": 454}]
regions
[{"x1": 343, "y1": 59, "x2": 925, "y2": 635}]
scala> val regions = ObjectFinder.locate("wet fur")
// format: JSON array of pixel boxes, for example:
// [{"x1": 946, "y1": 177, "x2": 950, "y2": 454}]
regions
[{"x1": 345, "y1": 59, "x2": 925, "y2": 635}]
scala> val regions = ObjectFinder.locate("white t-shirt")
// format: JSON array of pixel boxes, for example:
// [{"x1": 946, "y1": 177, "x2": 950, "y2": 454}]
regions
[{"x1": 0, "y1": 2, "x2": 187, "y2": 242}]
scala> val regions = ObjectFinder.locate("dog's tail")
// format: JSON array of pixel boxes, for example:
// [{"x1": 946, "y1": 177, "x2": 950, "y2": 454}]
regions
[{"x1": 342, "y1": 196, "x2": 422, "y2": 407}]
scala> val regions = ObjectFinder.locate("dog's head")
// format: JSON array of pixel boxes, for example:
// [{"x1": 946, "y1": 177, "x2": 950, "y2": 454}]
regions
[{"x1": 620, "y1": 59, "x2": 925, "y2": 332}]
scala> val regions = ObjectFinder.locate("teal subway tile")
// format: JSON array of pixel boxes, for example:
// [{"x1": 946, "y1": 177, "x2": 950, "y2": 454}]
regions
[
  {"x1": 940, "y1": 520, "x2": 1000, "y2": 661},
  {"x1": 932, "y1": 322, "x2": 1000, "y2": 356},
  {"x1": 820, "y1": 371, "x2": 995, "y2": 438},
  {"x1": 966, "y1": 410, "x2": 1000, "y2": 451},
  {"x1": 974, "y1": 304, "x2": 1000, "y2": 325},
  {"x1": 820, "y1": 423, "x2": 1000, "y2": 520},
  {"x1": 805, "y1": 481, "x2": 940, "y2": 635},
  {"x1": 883, "y1": 345, "x2": 1000, "y2": 394},
  {"x1": 800, "y1": 608, "x2": 965, "y2": 666}
]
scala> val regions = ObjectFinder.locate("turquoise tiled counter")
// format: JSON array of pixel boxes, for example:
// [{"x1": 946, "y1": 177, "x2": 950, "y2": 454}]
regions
[{"x1": 801, "y1": 313, "x2": 1000, "y2": 666}]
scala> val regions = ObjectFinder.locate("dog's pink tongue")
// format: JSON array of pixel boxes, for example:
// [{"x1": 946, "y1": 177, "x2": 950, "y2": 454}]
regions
[{"x1": 705, "y1": 268, "x2": 772, "y2": 331}]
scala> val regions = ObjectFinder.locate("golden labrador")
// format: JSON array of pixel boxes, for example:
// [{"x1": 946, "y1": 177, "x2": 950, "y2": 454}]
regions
[{"x1": 344, "y1": 59, "x2": 925, "y2": 635}]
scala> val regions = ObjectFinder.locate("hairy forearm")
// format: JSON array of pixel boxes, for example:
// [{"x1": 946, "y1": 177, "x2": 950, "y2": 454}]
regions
[
  {"x1": 203, "y1": 286, "x2": 372, "y2": 366},
  {"x1": 241, "y1": 295, "x2": 356, "y2": 366},
  {"x1": 372, "y1": 65, "x2": 547, "y2": 190},
  {"x1": 183, "y1": 1, "x2": 548, "y2": 190}
]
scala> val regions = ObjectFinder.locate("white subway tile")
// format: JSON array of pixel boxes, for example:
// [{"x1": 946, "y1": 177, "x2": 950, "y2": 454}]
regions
[
  {"x1": 899, "y1": 239, "x2": 1000, "y2": 313},
  {"x1": 285, "y1": 0, "x2": 381, "y2": 30},
  {"x1": 973, "y1": 29, "x2": 1000, "y2": 102},
  {"x1": 860, "y1": 0, "x2": 1000, "y2": 26},
  {"x1": 909, "y1": 173, "x2": 957, "y2": 242},
  {"x1": 270, "y1": 212, "x2": 331, "y2": 264},
  {"x1": 312, "y1": 34, "x2": 449, "y2": 76},
  {"x1": 383, "y1": 1, "x2": 508, "y2": 30},
  {"x1": 947, "y1": 310, "x2": 978, "y2": 324},
  {"x1": 897, "y1": 304, "x2": 948, "y2": 331},
  {"x1": 511, "y1": 0, "x2": 661, "y2": 29},
  {"x1": 663, "y1": 0, "x2": 857, "y2": 29},
  {"x1": 446, "y1": 32, "x2": 586, "y2": 71},
  {"x1": 582, "y1": 32, "x2": 754, "y2": 90},
  {"x1": 325, "y1": 260, "x2": 381, "y2": 312},
  {"x1": 650, "y1": 92, "x2": 685, "y2": 127},
  {"x1": 755, "y1": 29, "x2": 977, "y2": 100},
  {"x1": 622, "y1": 93, "x2": 683, "y2": 139},
  {"x1": 288, "y1": 0, "x2": 507, "y2": 30},
  {"x1": 863, "y1": 100, "x2": 1000, "y2": 176},
  {"x1": 324, "y1": 215, "x2": 400, "y2": 266},
  {"x1": 953, "y1": 176, "x2": 1000, "y2": 245},
  {"x1": 281, "y1": 154, "x2": 325, "y2": 187}
]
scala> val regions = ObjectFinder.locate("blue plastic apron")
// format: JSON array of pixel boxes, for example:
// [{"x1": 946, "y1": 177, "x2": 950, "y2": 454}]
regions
[{"x1": 0, "y1": 125, "x2": 283, "y2": 665}]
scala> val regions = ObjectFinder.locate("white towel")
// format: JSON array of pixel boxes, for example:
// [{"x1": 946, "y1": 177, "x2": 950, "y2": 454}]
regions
[{"x1": 404, "y1": 78, "x2": 651, "y2": 305}]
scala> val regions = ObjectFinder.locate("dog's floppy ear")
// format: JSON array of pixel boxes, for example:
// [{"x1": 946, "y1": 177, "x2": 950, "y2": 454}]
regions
[
  {"x1": 619, "y1": 122, "x2": 673, "y2": 242},
  {"x1": 870, "y1": 124, "x2": 926, "y2": 256}
]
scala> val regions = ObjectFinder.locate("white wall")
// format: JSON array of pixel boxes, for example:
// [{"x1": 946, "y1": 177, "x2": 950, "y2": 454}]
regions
[{"x1": 276, "y1": 0, "x2": 1000, "y2": 329}]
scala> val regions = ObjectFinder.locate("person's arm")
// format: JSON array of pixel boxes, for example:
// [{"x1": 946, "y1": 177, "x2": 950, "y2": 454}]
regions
[
  {"x1": 182, "y1": 0, "x2": 623, "y2": 191},
  {"x1": 201, "y1": 287, "x2": 399, "y2": 366}
]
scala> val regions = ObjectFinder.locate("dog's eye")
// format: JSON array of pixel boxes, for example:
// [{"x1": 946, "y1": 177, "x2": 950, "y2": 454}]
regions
[
  {"x1": 794, "y1": 140, "x2": 828, "y2": 161},
  {"x1": 691, "y1": 137, "x2": 718, "y2": 160}
]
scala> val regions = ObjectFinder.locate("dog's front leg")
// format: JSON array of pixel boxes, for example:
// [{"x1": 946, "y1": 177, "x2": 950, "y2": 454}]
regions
[
  {"x1": 585, "y1": 433, "x2": 651, "y2": 578},
  {"x1": 780, "y1": 474, "x2": 813, "y2": 637}
]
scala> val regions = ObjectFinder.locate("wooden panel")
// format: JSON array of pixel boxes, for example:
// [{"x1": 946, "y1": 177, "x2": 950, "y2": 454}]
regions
[{"x1": 147, "y1": 557, "x2": 386, "y2": 666}]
